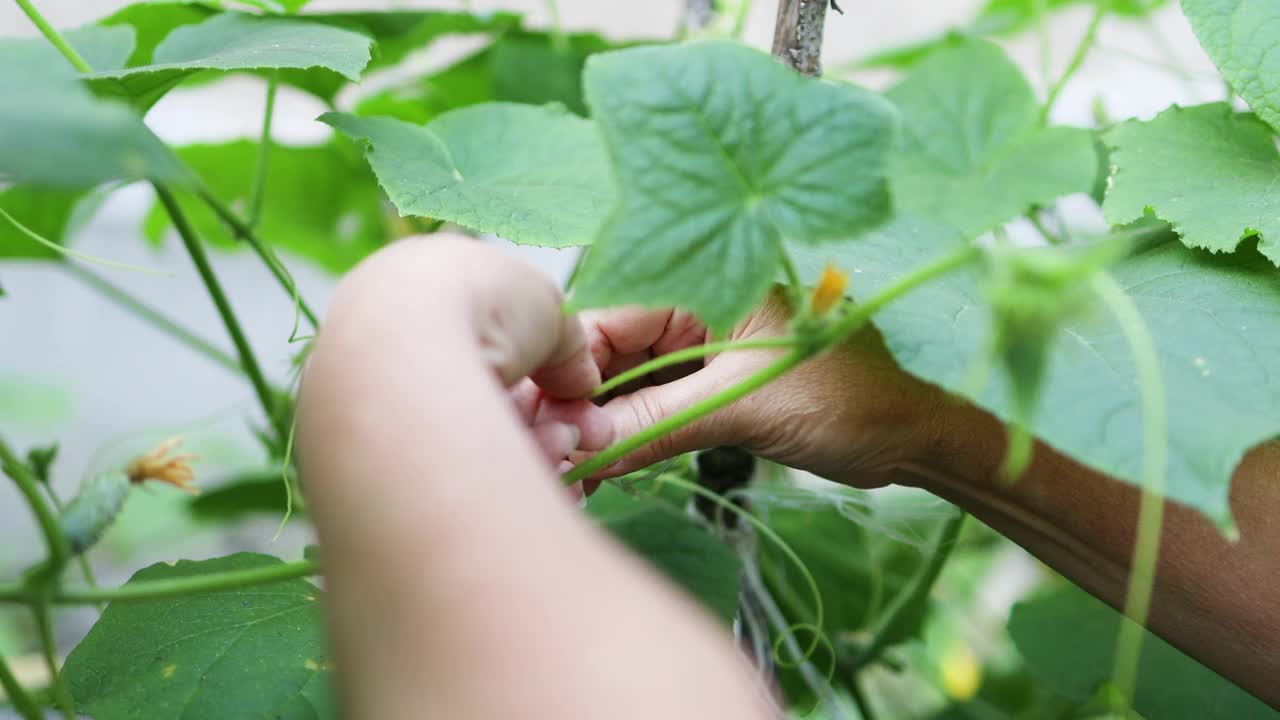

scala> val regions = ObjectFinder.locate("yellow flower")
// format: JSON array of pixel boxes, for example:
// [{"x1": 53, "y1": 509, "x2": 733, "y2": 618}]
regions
[
  {"x1": 808, "y1": 262, "x2": 848, "y2": 316},
  {"x1": 940, "y1": 640, "x2": 981, "y2": 701}
]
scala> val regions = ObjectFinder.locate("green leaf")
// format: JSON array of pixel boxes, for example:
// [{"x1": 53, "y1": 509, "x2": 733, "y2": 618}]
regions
[
  {"x1": 0, "y1": 373, "x2": 76, "y2": 432},
  {"x1": 100, "y1": 2, "x2": 217, "y2": 68},
  {"x1": 313, "y1": 10, "x2": 520, "y2": 74},
  {"x1": 323, "y1": 103, "x2": 615, "y2": 248},
  {"x1": 790, "y1": 218, "x2": 1280, "y2": 525},
  {"x1": 354, "y1": 49, "x2": 495, "y2": 124},
  {"x1": 886, "y1": 38, "x2": 1098, "y2": 238},
  {"x1": 1182, "y1": 0, "x2": 1280, "y2": 134},
  {"x1": 1010, "y1": 583, "x2": 1276, "y2": 719},
  {"x1": 0, "y1": 40, "x2": 187, "y2": 188},
  {"x1": 87, "y1": 13, "x2": 373, "y2": 108},
  {"x1": 1102, "y1": 102, "x2": 1280, "y2": 265},
  {"x1": 972, "y1": 0, "x2": 1167, "y2": 35},
  {"x1": 276, "y1": 10, "x2": 520, "y2": 103},
  {"x1": 143, "y1": 139, "x2": 390, "y2": 272},
  {"x1": 857, "y1": 0, "x2": 1167, "y2": 69},
  {"x1": 63, "y1": 553, "x2": 334, "y2": 719},
  {"x1": 490, "y1": 32, "x2": 615, "y2": 115},
  {"x1": 237, "y1": 0, "x2": 315, "y2": 13},
  {"x1": 571, "y1": 41, "x2": 895, "y2": 334},
  {"x1": 599, "y1": 497, "x2": 741, "y2": 623},
  {"x1": 0, "y1": 187, "x2": 88, "y2": 260},
  {"x1": 187, "y1": 471, "x2": 294, "y2": 522},
  {"x1": 354, "y1": 30, "x2": 615, "y2": 124}
]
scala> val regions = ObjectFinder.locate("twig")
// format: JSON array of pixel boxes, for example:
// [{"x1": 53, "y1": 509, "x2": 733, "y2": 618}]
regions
[{"x1": 772, "y1": 0, "x2": 830, "y2": 76}]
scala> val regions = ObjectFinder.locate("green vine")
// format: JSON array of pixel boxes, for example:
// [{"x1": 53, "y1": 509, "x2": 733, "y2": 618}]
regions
[
  {"x1": 0, "y1": 560, "x2": 319, "y2": 606},
  {"x1": 1090, "y1": 271, "x2": 1168, "y2": 707}
]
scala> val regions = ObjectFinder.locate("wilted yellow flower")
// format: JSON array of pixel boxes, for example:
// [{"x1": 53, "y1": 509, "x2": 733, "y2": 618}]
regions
[{"x1": 125, "y1": 436, "x2": 199, "y2": 494}]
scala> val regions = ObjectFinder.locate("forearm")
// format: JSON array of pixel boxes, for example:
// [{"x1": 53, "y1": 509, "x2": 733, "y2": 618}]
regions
[
  {"x1": 297, "y1": 239, "x2": 775, "y2": 719},
  {"x1": 904, "y1": 401, "x2": 1280, "y2": 707}
]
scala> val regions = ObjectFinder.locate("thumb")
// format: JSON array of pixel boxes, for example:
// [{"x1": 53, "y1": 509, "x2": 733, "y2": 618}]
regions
[{"x1": 590, "y1": 363, "x2": 748, "y2": 478}]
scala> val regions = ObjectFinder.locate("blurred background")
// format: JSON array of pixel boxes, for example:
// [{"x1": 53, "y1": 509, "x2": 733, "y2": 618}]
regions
[{"x1": 0, "y1": 0, "x2": 1227, "y2": 713}]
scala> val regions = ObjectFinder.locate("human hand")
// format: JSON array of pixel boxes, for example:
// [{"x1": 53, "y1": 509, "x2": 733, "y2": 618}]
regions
[
  {"x1": 297, "y1": 235, "x2": 775, "y2": 720},
  {"x1": 578, "y1": 290, "x2": 948, "y2": 488}
]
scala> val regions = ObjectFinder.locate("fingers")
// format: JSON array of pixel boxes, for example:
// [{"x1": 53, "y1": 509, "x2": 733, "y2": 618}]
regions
[
  {"x1": 581, "y1": 307, "x2": 709, "y2": 386},
  {"x1": 528, "y1": 309, "x2": 601, "y2": 399},
  {"x1": 581, "y1": 361, "x2": 747, "y2": 477}
]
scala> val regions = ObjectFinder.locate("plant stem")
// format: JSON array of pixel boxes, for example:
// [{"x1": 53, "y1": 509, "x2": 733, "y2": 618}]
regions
[
  {"x1": 196, "y1": 187, "x2": 319, "y2": 329},
  {"x1": 0, "y1": 206, "x2": 170, "y2": 277},
  {"x1": 0, "y1": 560, "x2": 319, "y2": 605},
  {"x1": 32, "y1": 599, "x2": 74, "y2": 720},
  {"x1": 156, "y1": 185, "x2": 286, "y2": 443},
  {"x1": 592, "y1": 337, "x2": 799, "y2": 398},
  {"x1": 38, "y1": 483, "x2": 104, "y2": 612},
  {"x1": 0, "y1": 437, "x2": 69, "y2": 582},
  {"x1": 1027, "y1": 209, "x2": 1063, "y2": 245},
  {"x1": 565, "y1": 348, "x2": 810, "y2": 483},
  {"x1": 64, "y1": 263, "x2": 243, "y2": 377},
  {"x1": 851, "y1": 508, "x2": 965, "y2": 669},
  {"x1": 248, "y1": 76, "x2": 278, "y2": 229},
  {"x1": 0, "y1": 653, "x2": 42, "y2": 720},
  {"x1": 1091, "y1": 272, "x2": 1167, "y2": 706},
  {"x1": 732, "y1": 0, "x2": 752, "y2": 38},
  {"x1": 12, "y1": 0, "x2": 91, "y2": 72},
  {"x1": 564, "y1": 245, "x2": 980, "y2": 485},
  {"x1": 849, "y1": 674, "x2": 877, "y2": 720},
  {"x1": 542, "y1": 0, "x2": 567, "y2": 52},
  {"x1": 1041, "y1": 3, "x2": 1104, "y2": 123}
]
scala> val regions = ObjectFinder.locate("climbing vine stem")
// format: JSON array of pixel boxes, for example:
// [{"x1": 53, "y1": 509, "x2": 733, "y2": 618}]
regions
[
  {"x1": 64, "y1": 263, "x2": 243, "y2": 377},
  {"x1": 12, "y1": 0, "x2": 90, "y2": 72},
  {"x1": 0, "y1": 559, "x2": 319, "y2": 606},
  {"x1": 1090, "y1": 271, "x2": 1167, "y2": 706},
  {"x1": 1041, "y1": 3, "x2": 1105, "y2": 122},
  {"x1": 248, "y1": 75, "x2": 278, "y2": 228},
  {"x1": 33, "y1": 597, "x2": 75, "y2": 720},
  {"x1": 156, "y1": 185, "x2": 289, "y2": 445}
]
